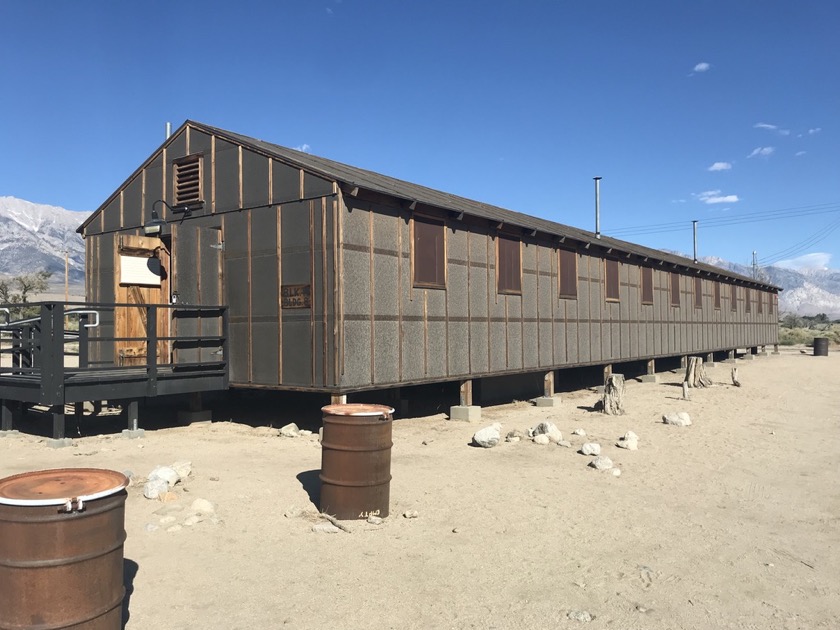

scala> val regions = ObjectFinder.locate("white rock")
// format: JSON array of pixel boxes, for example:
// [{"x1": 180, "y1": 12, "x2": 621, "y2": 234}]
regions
[
  {"x1": 166, "y1": 525, "x2": 183, "y2": 533},
  {"x1": 403, "y1": 510, "x2": 419, "y2": 519},
  {"x1": 472, "y1": 425, "x2": 501, "y2": 448},
  {"x1": 611, "y1": 468, "x2": 622, "y2": 477},
  {"x1": 616, "y1": 438, "x2": 639, "y2": 451},
  {"x1": 159, "y1": 516, "x2": 177, "y2": 525},
  {"x1": 663, "y1": 412, "x2": 692, "y2": 427},
  {"x1": 572, "y1": 428, "x2": 587, "y2": 436},
  {"x1": 557, "y1": 440, "x2": 572, "y2": 448},
  {"x1": 144, "y1": 523, "x2": 159, "y2": 533},
  {"x1": 143, "y1": 478, "x2": 169, "y2": 500},
  {"x1": 279, "y1": 422, "x2": 301, "y2": 437},
  {"x1": 149, "y1": 466, "x2": 180, "y2": 487},
  {"x1": 532, "y1": 434, "x2": 551, "y2": 445},
  {"x1": 505, "y1": 429, "x2": 525, "y2": 442},
  {"x1": 299, "y1": 430, "x2": 313, "y2": 436},
  {"x1": 623, "y1": 431, "x2": 639, "y2": 441},
  {"x1": 366, "y1": 516, "x2": 383, "y2": 525},
  {"x1": 190, "y1": 498, "x2": 215, "y2": 515},
  {"x1": 581, "y1": 442, "x2": 601, "y2": 456},
  {"x1": 567, "y1": 610, "x2": 593, "y2": 622},
  {"x1": 171, "y1": 461, "x2": 192, "y2": 480},
  {"x1": 530, "y1": 422, "x2": 563, "y2": 443},
  {"x1": 507, "y1": 436, "x2": 521, "y2": 443},
  {"x1": 183, "y1": 514, "x2": 204, "y2": 527},
  {"x1": 589, "y1": 456, "x2": 613, "y2": 470},
  {"x1": 312, "y1": 522, "x2": 341, "y2": 534}
]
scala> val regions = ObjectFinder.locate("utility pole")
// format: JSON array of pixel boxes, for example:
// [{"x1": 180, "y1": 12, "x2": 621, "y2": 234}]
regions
[
  {"x1": 751, "y1": 251, "x2": 758, "y2": 279},
  {"x1": 692, "y1": 220, "x2": 698, "y2": 263},
  {"x1": 64, "y1": 251, "x2": 69, "y2": 302}
]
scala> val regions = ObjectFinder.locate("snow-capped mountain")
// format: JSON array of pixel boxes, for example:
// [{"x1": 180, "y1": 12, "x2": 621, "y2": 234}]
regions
[{"x1": 0, "y1": 196, "x2": 87, "y2": 283}]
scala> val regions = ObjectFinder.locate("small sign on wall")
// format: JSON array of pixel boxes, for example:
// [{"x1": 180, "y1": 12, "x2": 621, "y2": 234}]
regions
[
  {"x1": 120, "y1": 255, "x2": 162, "y2": 286},
  {"x1": 281, "y1": 284, "x2": 311, "y2": 309}
]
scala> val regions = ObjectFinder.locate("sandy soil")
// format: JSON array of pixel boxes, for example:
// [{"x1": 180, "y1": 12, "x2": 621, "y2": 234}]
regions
[{"x1": 1, "y1": 347, "x2": 839, "y2": 629}]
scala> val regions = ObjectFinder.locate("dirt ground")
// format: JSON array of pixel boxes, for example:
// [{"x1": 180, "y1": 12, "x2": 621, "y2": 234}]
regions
[{"x1": 1, "y1": 347, "x2": 839, "y2": 629}]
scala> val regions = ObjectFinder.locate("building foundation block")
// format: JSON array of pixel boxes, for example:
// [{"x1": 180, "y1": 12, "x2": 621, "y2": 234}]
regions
[
  {"x1": 449, "y1": 405, "x2": 481, "y2": 422},
  {"x1": 639, "y1": 374, "x2": 658, "y2": 383},
  {"x1": 534, "y1": 396, "x2": 560, "y2": 407}
]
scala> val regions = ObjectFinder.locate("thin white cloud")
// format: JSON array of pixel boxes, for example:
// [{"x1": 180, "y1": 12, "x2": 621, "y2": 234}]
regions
[
  {"x1": 294, "y1": 143, "x2": 311, "y2": 153},
  {"x1": 754, "y1": 122, "x2": 777, "y2": 131},
  {"x1": 778, "y1": 129, "x2": 791, "y2": 136},
  {"x1": 747, "y1": 146, "x2": 775, "y2": 158},
  {"x1": 795, "y1": 150, "x2": 807, "y2": 157},
  {"x1": 326, "y1": 7, "x2": 333, "y2": 14},
  {"x1": 775, "y1": 252, "x2": 831, "y2": 271},
  {"x1": 808, "y1": 127, "x2": 822, "y2": 135},
  {"x1": 693, "y1": 62, "x2": 711, "y2": 73},
  {"x1": 697, "y1": 190, "x2": 739, "y2": 204},
  {"x1": 671, "y1": 199, "x2": 687, "y2": 204},
  {"x1": 707, "y1": 161, "x2": 732, "y2": 172}
]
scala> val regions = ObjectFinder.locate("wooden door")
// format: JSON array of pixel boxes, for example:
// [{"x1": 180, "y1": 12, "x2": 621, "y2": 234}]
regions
[{"x1": 114, "y1": 235, "x2": 171, "y2": 366}]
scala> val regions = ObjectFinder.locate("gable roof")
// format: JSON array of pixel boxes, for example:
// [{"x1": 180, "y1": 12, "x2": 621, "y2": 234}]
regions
[{"x1": 84, "y1": 120, "x2": 781, "y2": 291}]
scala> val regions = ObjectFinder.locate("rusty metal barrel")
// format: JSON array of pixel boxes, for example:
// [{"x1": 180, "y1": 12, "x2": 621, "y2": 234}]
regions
[
  {"x1": 813, "y1": 337, "x2": 829, "y2": 356},
  {"x1": 0, "y1": 468, "x2": 129, "y2": 630},
  {"x1": 319, "y1": 404, "x2": 394, "y2": 520}
]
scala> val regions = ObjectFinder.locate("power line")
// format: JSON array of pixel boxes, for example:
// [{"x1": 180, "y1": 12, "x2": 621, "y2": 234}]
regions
[{"x1": 758, "y1": 215, "x2": 840, "y2": 265}]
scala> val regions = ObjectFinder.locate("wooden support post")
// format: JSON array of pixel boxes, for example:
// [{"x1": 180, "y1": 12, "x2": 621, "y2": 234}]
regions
[
  {"x1": 127, "y1": 400, "x2": 140, "y2": 432},
  {"x1": 543, "y1": 371, "x2": 554, "y2": 398},
  {"x1": 603, "y1": 364, "x2": 612, "y2": 383},
  {"x1": 93, "y1": 400, "x2": 103, "y2": 416},
  {"x1": 646, "y1": 359, "x2": 655, "y2": 375},
  {"x1": 685, "y1": 356, "x2": 713, "y2": 388},
  {"x1": 1, "y1": 400, "x2": 13, "y2": 432},
  {"x1": 52, "y1": 406, "x2": 65, "y2": 440},
  {"x1": 189, "y1": 392, "x2": 203, "y2": 412},
  {"x1": 680, "y1": 356, "x2": 688, "y2": 369},
  {"x1": 330, "y1": 394, "x2": 347, "y2": 406},
  {"x1": 459, "y1": 380, "x2": 473, "y2": 407},
  {"x1": 74, "y1": 402, "x2": 84, "y2": 419},
  {"x1": 773, "y1": 343, "x2": 780, "y2": 355},
  {"x1": 706, "y1": 353, "x2": 714, "y2": 364}
]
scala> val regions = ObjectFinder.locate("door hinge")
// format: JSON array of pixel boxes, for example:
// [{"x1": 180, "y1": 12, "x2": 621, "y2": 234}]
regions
[{"x1": 209, "y1": 241, "x2": 225, "y2": 251}]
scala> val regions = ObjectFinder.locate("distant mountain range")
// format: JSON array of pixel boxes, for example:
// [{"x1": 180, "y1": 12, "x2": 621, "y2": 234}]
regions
[{"x1": 2, "y1": 196, "x2": 839, "y2": 317}]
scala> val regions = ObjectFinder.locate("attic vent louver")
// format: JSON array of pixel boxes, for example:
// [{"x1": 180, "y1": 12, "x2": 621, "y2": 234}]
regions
[{"x1": 173, "y1": 154, "x2": 203, "y2": 209}]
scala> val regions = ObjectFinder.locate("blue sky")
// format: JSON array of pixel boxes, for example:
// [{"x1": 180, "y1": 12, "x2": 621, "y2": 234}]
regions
[{"x1": 1, "y1": 1, "x2": 837, "y2": 270}]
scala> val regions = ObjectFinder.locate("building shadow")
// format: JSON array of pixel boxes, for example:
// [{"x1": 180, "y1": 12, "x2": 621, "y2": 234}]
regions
[
  {"x1": 122, "y1": 558, "x2": 139, "y2": 628},
  {"x1": 296, "y1": 470, "x2": 321, "y2": 510}
]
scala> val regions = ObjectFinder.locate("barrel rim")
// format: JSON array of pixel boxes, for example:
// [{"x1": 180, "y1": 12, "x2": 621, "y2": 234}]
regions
[
  {"x1": 0, "y1": 468, "x2": 128, "y2": 507},
  {"x1": 321, "y1": 403, "x2": 395, "y2": 417}
]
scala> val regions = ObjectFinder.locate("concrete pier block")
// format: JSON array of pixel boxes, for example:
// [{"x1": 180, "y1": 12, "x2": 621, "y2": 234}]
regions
[
  {"x1": 449, "y1": 405, "x2": 481, "y2": 422},
  {"x1": 534, "y1": 396, "x2": 560, "y2": 408},
  {"x1": 122, "y1": 429, "x2": 146, "y2": 439},
  {"x1": 639, "y1": 374, "x2": 658, "y2": 383}
]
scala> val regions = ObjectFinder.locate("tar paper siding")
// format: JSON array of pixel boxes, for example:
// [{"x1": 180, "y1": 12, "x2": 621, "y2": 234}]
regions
[
  {"x1": 337, "y1": 199, "x2": 778, "y2": 391},
  {"x1": 83, "y1": 125, "x2": 338, "y2": 390}
]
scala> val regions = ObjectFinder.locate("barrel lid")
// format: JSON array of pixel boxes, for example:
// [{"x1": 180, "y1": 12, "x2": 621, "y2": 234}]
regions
[
  {"x1": 321, "y1": 403, "x2": 395, "y2": 417},
  {"x1": 0, "y1": 468, "x2": 128, "y2": 507}
]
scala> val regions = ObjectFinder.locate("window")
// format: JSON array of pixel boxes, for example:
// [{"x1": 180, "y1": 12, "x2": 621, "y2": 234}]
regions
[
  {"x1": 730, "y1": 284, "x2": 737, "y2": 311},
  {"x1": 413, "y1": 217, "x2": 446, "y2": 288},
  {"x1": 745, "y1": 287, "x2": 751, "y2": 313},
  {"x1": 558, "y1": 249, "x2": 577, "y2": 299},
  {"x1": 757, "y1": 290, "x2": 763, "y2": 314},
  {"x1": 641, "y1": 266, "x2": 654, "y2": 305},
  {"x1": 605, "y1": 259, "x2": 620, "y2": 301},
  {"x1": 173, "y1": 154, "x2": 203, "y2": 208},
  {"x1": 714, "y1": 282, "x2": 721, "y2": 309},
  {"x1": 694, "y1": 277, "x2": 703, "y2": 309},
  {"x1": 670, "y1": 272, "x2": 680, "y2": 306},
  {"x1": 497, "y1": 236, "x2": 521, "y2": 294}
]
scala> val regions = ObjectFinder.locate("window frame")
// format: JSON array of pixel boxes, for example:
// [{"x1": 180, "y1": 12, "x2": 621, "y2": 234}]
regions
[
  {"x1": 745, "y1": 287, "x2": 752, "y2": 313},
  {"x1": 605, "y1": 259, "x2": 620, "y2": 302},
  {"x1": 694, "y1": 276, "x2": 703, "y2": 309},
  {"x1": 558, "y1": 248, "x2": 578, "y2": 299},
  {"x1": 714, "y1": 281, "x2": 721, "y2": 310},
  {"x1": 411, "y1": 215, "x2": 447, "y2": 290},
  {"x1": 670, "y1": 272, "x2": 681, "y2": 307},
  {"x1": 730, "y1": 283, "x2": 737, "y2": 312},
  {"x1": 641, "y1": 266, "x2": 654, "y2": 305},
  {"x1": 757, "y1": 290, "x2": 763, "y2": 314},
  {"x1": 496, "y1": 235, "x2": 522, "y2": 295}
]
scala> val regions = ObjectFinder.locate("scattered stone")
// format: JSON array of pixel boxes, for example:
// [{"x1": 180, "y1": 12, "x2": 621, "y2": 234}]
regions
[
  {"x1": 529, "y1": 422, "x2": 563, "y2": 443},
  {"x1": 623, "y1": 431, "x2": 638, "y2": 441},
  {"x1": 209, "y1": 476, "x2": 220, "y2": 482},
  {"x1": 284, "y1": 507, "x2": 304, "y2": 518},
  {"x1": 190, "y1": 498, "x2": 215, "y2": 515},
  {"x1": 299, "y1": 430, "x2": 313, "y2": 437},
  {"x1": 122, "y1": 470, "x2": 137, "y2": 487},
  {"x1": 589, "y1": 456, "x2": 613, "y2": 470},
  {"x1": 452, "y1": 527, "x2": 461, "y2": 533},
  {"x1": 183, "y1": 514, "x2": 204, "y2": 527},
  {"x1": 143, "y1": 478, "x2": 169, "y2": 500},
  {"x1": 663, "y1": 412, "x2": 692, "y2": 427},
  {"x1": 616, "y1": 439, "x2": 638, "y2": 451},
  {"x1": 171, "y1": 461, "x2": 192, "y2": 480},
  {"x1": 557, "y1": 440, "x2": 572, "y2": 448},
  {"x1": 312, "y1": 522, "x2": 342, "y2": 534},
  {"x1": 403, "y1": 510, "x2": 419, "y2": 519},
  {"x1": 159, "y1": 491, "x2": 179, "y2": 503},
  {"x1": 366, "y1": 515, "x2": 383, "y2": 525},
  {"x1": 567, "y1": 610, "x2": 593, "y2": 622},
  {"x1": 166, "y1": 525, "x2": 183, "y2": 533},
  {"x1": 279, "y1": 422, "x2": 301, "y2": 437},
  {"x1": 532, "y1": 434, "x2": 551, "y2": 445},
  {"x1": 153, "y1": 503, "x2": 184, "y2": 516},
  {"x1": 149, "y1": 466, "x2": 180, "y2": 487},
  {"x1": 472, "y1": 423, "x2": 502, "y2": 448},
  {"x1": 581, "y1": 442, "x2": 601, "y2": 456},
  {"x1": 505, "y1": 429, "x2": 525, "y2": 443},
  {"x1": 159, "y1": 516, "x2": 177, "y2": 525},
  {"x1": 572, "y1": 428, "x2": 587, "y2": 437},
  {"x1": 611, "y1": 468, "x2": 622, "y2": 477},
  {"x1": 144, "y1": 523, "x2": 159, "y2": 533}
]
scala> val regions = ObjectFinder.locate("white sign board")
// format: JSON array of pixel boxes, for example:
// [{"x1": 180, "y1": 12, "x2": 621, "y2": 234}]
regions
[{"x1": 120, "y1": 255, "x2": 162, "y2": 286}]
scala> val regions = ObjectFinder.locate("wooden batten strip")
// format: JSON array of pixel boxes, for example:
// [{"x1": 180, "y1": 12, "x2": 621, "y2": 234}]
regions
[
  {"x1": 310, "y1": 200, "x2": 316, "y2": 386},
  {"x1": 321, "y1": 196, "x2": 328, "y2": 387},
  {"x1": 369, "y1": 209, "x2": 375, "y2": 384},
  {"x1": 211, "y1": 135, "x2": 216, "y2": 213},
  {"x1": 397, "y1": 208, "x2": 403, "y2": 382},
  {"x1": 276, "y1": 203, "x2": 283, "y2": 383}
]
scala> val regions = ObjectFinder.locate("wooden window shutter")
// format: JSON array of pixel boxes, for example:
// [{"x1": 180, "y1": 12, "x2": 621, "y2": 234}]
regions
[
  {"x1": 730, "y1": 283, "x2": 737, "y2": 311},
  {"x1": 714, "y1": 282, "x2": 721, "y2": 309},
  {"x1": 497, "y1": 236, "x2": 521, "y2": 294},
  {"x1": 413, "y1": 217, "x2": 446, "y2": 288},
  {"x1": 605, "y1": 259, "x2": 619, "y2": 301},
  {"x1": 641, "y1": 267, "x2": 654, "y2": 305},
  {"x1": 670, "y1": 272, "x2": 680, "y2": 307},
  {"x1": 558, "y1": 249, "x2": 577, "y2": 299},
  {"x1": 694, "y1": 277, "x2": 703, "y2": 309}
]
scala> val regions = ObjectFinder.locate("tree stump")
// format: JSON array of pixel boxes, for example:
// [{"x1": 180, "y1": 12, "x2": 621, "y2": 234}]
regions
[
  {"x1": 684, "y1": 356, "x2": 713, "y2": 388},
  {"x1": 602, "y1": 374, "x2": 626, "y2": 415},
  {"x1": 731, "y1": 367, "x2": 741, "y2": 387},
  {"x1": 681, "y1": 381, "x2": 691, "y2": 400}
]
